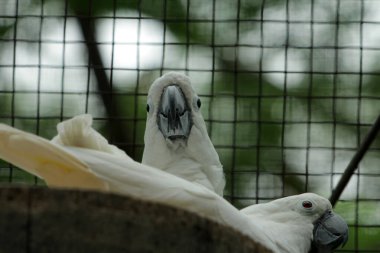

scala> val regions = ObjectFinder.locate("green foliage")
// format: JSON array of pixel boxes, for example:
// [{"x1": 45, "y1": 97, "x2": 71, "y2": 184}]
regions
[{"x1": 0, "y1": 25, "x2": 12, "y2": 37}]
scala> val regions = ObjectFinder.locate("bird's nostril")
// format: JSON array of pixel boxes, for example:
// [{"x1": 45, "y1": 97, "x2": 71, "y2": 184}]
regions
[{"x1": 331, "y1": 230, "x2": 343, "y2": 237}]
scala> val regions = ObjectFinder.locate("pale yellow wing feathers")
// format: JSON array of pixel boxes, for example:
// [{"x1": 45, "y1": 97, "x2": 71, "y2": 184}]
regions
[{"x1": 0, "y1": 124, "x2": 108, "y2": 191}]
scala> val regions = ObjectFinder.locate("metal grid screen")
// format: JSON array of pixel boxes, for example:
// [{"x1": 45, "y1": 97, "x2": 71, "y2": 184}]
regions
[{"x1": 0, "y1": 0, "x2": 379, "y2": 252}]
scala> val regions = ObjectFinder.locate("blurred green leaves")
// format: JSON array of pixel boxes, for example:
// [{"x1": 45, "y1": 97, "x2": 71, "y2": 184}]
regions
[{"x1": 0, "y1": 25, "x2": 12, "y2": 37}]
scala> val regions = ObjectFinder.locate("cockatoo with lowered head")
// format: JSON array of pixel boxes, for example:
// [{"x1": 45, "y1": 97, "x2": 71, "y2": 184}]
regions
[
  {"x1": 142, "y1": 72, "x2": 225, "y2": 196},
  {"x1": 240, "y1": 193, "x2": 348, "y2": 253},
  {"x1": 0, "y1": 115, "x2": 348, "y2": 253}
]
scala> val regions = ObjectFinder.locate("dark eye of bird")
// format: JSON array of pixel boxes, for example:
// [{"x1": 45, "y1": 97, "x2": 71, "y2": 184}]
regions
[
  {"x1": 197, "y1": 98, "x2": 201, "y2": 108},
  {"x1": 302, "y1": 201, "x2": 313, "y2": 209},
  {"x1": 146, "y1": 104, "x2": 150, "y2": 113}
]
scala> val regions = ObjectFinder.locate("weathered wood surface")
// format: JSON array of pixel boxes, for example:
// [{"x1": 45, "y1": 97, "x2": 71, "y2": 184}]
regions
[{"x1": 0, "y1": 186, "x2": 272, "y2": 253}]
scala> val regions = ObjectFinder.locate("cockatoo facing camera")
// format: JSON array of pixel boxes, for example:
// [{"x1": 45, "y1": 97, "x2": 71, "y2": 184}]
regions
[{"x1": 142, "y1": 72, "x2": 225, "y2": 196}]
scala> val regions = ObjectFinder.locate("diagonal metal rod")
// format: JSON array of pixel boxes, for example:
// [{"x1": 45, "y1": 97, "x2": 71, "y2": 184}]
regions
[{"x1": 329, "y1": 114, "x2": 380, "y2": 207}]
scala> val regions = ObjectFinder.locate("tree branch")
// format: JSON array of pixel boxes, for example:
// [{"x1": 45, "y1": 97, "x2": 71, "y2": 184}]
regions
[{"x1": 76, "y1": 14, "x2": 134, "y2": 155}]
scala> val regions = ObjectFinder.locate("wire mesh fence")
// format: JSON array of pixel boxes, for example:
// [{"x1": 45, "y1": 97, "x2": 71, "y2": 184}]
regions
[{"x1": 0, "y1": 0, "x2": 379, "y2": 252}]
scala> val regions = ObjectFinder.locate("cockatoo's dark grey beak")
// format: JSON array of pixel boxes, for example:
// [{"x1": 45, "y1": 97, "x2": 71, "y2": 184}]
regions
[
  {"x1": 311, "y1": 210, "x2": 349, "y2": 253},
  {"x1": 157, "y1": 85, "x2": 192, "y2": 140}
]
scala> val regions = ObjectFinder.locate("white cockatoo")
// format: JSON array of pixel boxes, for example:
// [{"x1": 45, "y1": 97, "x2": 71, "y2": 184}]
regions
[
  {"x1": 142, "y1": 72, "x2": 225, "y2": 196},
  {"x1": 0, "y1": 117, "x2": 348, "y2": 253},
  {"x1": 240, "y1": 194, "x2": 348, "y2": 253}
]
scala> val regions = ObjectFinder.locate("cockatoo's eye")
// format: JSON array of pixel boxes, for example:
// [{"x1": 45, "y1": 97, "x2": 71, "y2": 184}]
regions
[
  {"x1": 197, "y1": 98, "x2": 201, "y2": 108},
  {"x1": 302, "y1": 201, "x2": 313, "y2": 209},
  {"x1": 193, "y1": 96, "x2": 201, "y2": 111},
  {"x1": 146, "y1": 99, "x2": 154, "y2": 114}
]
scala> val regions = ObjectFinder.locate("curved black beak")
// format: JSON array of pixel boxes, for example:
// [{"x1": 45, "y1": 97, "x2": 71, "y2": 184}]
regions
[
  {"x1": 311, "y1": 210, "x2": 349, "y2": 253},
  {"x1": 157, "y1": 85, "x2": 192, "y2": 140}
]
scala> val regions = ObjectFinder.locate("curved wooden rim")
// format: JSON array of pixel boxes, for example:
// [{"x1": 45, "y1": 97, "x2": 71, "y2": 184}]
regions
[{"x1": 0, "y1": 185, "x2": 273, "y2": 253}]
